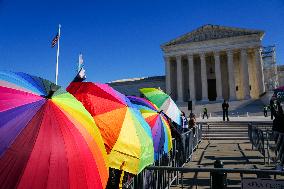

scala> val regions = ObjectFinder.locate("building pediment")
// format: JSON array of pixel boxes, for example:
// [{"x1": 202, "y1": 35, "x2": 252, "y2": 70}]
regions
[{"x1": 162, "y1": 24, "x2": 264, "y2": 47}]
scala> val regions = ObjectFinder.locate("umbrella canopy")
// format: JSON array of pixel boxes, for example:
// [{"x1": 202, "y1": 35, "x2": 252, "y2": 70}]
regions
[
  {"x1": 0, "y1": 71, "x2": 108, "y2": 189},
  {"x1": 140, "y1": 88, "x2": 182, "y2": 125},
  {"x1": 274, "y1": 86, "x2": 284, "y2": 102},
  {"x1": 128, "y1": 96, "x2": 172, "y2": 159},
  {"x1": 67, "y1": 82, "x2": 154, "y2": 174}
]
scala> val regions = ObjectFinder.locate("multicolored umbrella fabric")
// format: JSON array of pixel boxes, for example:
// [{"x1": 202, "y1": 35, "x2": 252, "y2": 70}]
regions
[
  {"x1": 140, "y1": 88, "x2": 182, "y2": 125},
  {"x1": 0, "y1": 71, "x2": 108, "y2": 189},
  {"x1": 274, "y1": 86, "x2": 284, "y2": 102},
  {"x1": 67, "y1": 82, "x2": 154, "y2": 174},
  {"x1": 128, "y1": 96, "x2": 172, "y2": 159}
]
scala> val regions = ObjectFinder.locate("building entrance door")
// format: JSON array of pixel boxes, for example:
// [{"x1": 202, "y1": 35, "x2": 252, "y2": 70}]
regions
[{"x1": 207, "y1": 79, "x2": 217, "y2": 101}]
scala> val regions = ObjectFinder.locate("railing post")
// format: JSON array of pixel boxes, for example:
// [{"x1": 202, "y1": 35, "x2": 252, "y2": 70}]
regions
[
  {"x1": 207, "y1": 123, "x2": 210, "y2": 142},
  {"x1": 181, "y1": 172, "x2": 184, "y2": 189},
  {"x1": 261, "y1": 130, "x2": 266, "y2": 164},
  {"x1": 211, "y1": 160, "x2": 226, "y2": 189}
]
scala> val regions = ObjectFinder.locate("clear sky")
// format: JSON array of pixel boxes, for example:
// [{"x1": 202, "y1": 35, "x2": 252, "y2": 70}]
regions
[{"x1": 0, "y1": 0, "x2": 283, "y2": 87}]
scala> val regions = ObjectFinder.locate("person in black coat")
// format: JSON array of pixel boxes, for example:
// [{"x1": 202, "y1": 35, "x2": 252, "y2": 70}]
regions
[
  {"x1": 270, "y1": 99, "x2": 276, "y2": 120},
  {"x1": 273, "y1": 101, "x2": 284, "y2": 133},
  {"x1": 222, "y1": 100, "x2": 229, "y2": 121},
  {"x1": 164, "y1": 114, "x2": 185, "y2": 166},
  {"x1": 272, "y1": 112, "x2": 284, "y2": 133}
]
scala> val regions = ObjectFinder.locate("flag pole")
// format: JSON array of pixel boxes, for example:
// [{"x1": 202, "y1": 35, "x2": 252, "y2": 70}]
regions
[{"x1": 55, "y1": 24, "x2": 61, "y2": 85}]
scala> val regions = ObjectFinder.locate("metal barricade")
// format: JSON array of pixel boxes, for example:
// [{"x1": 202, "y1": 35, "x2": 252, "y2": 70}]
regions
[
  {"x1": 266, "y1": 131, "x2": 284, "y2": 165},
  {"x1": 122, "y1": 123, "x2": 204, "y2": 189},
  {"x1": 247, "y1": 122, "x2": 284, "y2": 166},
  {"x1": 248, "y1": 123, "x2": 271, "y2": 163},
  {"x1": 144, "y1": 165, "x2": 284, "y2": 189}
]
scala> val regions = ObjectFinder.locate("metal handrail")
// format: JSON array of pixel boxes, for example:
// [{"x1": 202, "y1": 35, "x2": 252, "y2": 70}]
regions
[
  {"x1": 146, "y1": 166, "x2": 284, "y2": 175},
  {"x1": 143, "y1": 165, "x2": 284, "y2": 188},
  {"x1": 248, "y1": 122, "x2": 284, "y2": 166},
  {"x1": 248, "y1": 123, "x2": 274, "y2": 163}
]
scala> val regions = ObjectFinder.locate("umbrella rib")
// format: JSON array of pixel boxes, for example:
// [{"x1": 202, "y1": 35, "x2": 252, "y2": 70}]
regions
[{"x1": 112, "y1": 149, "x2": 140, "y2": 160}]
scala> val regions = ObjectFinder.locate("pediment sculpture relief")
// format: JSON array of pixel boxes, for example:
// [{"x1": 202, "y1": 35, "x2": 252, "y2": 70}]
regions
[{"x1": 164, "y1": 25, "x2": 263, "y2": 46}]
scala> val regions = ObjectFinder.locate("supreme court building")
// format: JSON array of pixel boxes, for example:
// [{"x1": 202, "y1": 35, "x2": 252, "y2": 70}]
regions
[{"x1": 161, "y1": 24, "x2": 265, "y2": 103}]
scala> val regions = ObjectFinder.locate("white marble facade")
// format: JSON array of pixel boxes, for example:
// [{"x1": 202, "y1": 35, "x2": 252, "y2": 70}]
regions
[{"x1": 161, "y1": 24, "x2": 266, "y2": 102}]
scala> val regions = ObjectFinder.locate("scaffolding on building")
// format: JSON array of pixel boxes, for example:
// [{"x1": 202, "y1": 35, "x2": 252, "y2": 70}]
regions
[{"x1": 262, "y1": 45, "x2": 279, "y2": 91}]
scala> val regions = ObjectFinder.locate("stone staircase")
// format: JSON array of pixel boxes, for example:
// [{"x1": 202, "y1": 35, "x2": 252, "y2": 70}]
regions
[{"x1": 201, "y1": 121, "x2": 249, "y2": 140}]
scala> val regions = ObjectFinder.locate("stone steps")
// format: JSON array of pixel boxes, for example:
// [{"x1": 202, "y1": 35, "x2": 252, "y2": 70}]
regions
[{"x1": 201, "y1": 122, "x2": 249, "y2": 140}]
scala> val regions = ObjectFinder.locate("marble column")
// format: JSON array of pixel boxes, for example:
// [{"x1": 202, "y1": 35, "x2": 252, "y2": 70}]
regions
[
  {"x1": 200, "y1": 52, "x2": 208, "y2": 101},
  {"x1": 187, "y1": 54, "x2": 195, "y2": 101},
  {"x1": 227, "y1": 50, "x2": 237, "y2": 100},
  {"x1": 214, "y1": 51, "x2": 223, "y2": 100},
  {"x1": 240, "y1": 49, "x2": 251, "y2": 99},
  {"x1": 164, "y1": 56, "x2": 172, "y2": 95},
  {"x1": 254, "y1": 48, "x2": 265, "y2": 94},
  {"x1": 176, "y1": 55, "x2": 183, "y2": 102}
]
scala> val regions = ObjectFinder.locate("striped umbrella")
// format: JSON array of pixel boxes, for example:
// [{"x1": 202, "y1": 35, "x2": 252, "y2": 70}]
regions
[
  {"x1": 140, "y1": 88, "x2": 182, "y2": 125},
  {"x1": 0, "y1": 71, "x2": 108, "y2": 189},
  {"x1": 128, "y1": 96, "x2": 172, "y2": 160},
  {"x1": 67, "y1": 82, "x2": 154, "y2": 174}
]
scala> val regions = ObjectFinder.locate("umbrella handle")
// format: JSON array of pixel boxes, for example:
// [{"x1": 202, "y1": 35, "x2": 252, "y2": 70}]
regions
[
  {"x1": 46, "y1": 90, "x2": 55, "y2": 99},
  {"x1": 45, "y1": 85, "x2": 57, "y2": 99}
]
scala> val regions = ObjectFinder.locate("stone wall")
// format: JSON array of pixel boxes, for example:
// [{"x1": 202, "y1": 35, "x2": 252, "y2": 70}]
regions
[{"x1": 108, "y1": 76, "x2": 166, "y2": 97}]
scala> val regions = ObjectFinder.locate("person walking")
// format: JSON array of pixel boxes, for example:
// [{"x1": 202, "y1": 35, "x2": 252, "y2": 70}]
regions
[
  {"x1": 263, "y1": 105, "x2": 268, "y2": 117},
  {"x1": 222, "y1": 100, "x2": 229, "y2": 121},
  {"x1": 202, "y1": 106, "x2": 208, "y2": 119}
]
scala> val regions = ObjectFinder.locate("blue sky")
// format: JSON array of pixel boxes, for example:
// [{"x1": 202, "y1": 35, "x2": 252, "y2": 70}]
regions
[{"x1": 0, "y1": 0, "x2": 283, "y2": 87}]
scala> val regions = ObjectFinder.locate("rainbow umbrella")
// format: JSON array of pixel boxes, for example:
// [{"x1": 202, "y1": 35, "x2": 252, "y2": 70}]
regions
[
  {"x1": 128, "y1": 96, "x2": 172, "y2": 160},
  {"x1": 67, "y1": 82, "x2": 154, "y2": 174},
  {"x1": 140, "y1": 88, "x2": 182, "y2": 125},
  {"x1": 0, "y1": 71, "x2": 108, "y2": 189}
]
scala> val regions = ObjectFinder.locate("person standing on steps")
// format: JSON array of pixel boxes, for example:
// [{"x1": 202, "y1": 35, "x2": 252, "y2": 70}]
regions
[
  {"x1": 202, "y1": 106, "x2": 208, "y2": 119},
  {"x1": 222, "y1": 100, "x2": 229, "y2": 121}
]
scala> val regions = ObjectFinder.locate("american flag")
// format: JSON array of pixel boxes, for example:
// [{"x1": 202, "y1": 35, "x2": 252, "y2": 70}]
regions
[{"x1": 51, "y1": 33, "x2": 59, "y2": 48}]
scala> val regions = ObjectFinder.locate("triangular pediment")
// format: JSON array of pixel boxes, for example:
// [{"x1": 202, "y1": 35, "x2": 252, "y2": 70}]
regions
[{"x1": 162, "y1": 24, "x2": 264, "y2": 47}]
